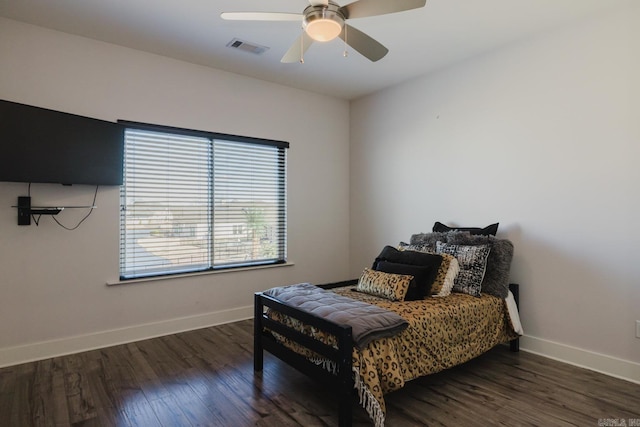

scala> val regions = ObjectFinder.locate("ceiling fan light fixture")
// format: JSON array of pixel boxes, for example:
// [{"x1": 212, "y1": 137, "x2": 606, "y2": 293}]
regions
[{"x1": 303, "y1": 4, "x2": 344, "y2": 42}]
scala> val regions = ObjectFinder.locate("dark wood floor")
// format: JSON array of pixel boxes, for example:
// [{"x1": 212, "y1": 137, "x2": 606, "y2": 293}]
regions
[{"x1": 1, "y1": 319, "x2": 638, "y2": 426}]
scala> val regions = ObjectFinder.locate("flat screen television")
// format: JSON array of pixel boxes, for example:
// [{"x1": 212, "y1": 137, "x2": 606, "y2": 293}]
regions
[{"x1": 0, "y1": 99, "x2": 124, "y2": 186}]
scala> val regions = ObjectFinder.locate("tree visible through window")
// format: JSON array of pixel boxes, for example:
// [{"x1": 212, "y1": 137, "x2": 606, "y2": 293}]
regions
[{"x1": 119, "y1": 123, "x2": 287, "y2": 280}]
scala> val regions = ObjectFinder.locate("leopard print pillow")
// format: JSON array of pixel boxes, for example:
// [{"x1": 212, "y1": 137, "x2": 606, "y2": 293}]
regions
[
  {"x1": 356, "y1": 268, "x2": 412, "y2": 301},
  {"x1": 431, "y1": 253, "x2": 459, "y2": 297}
]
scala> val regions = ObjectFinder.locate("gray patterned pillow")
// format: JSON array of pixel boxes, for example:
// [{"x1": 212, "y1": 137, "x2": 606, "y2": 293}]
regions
[
  {"x1": 435, "y1": 242, "x2": 491, "y2": 297},
  {"x1": 445, "y1": 234, "x2": 514, "y2": 299},
  {"x1": 409, "y1": 231, "x2": 450, "y2": 246},
  {"x1": 409, "y1": 231, "x2": 469, "y2": 247}
]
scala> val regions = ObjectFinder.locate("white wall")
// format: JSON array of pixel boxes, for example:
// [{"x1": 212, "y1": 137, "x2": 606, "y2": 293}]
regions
[
  {"x1": 0, "y1": 18, "x2": 350, "y2": 365},
  {"x1": 350, "y1": 4, "x2": 639, "y2": 376}
]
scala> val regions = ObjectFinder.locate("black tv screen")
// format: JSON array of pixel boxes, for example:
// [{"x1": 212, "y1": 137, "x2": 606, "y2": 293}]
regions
[{"x1": 0, "y1": 99, "x2": 124, "y2": 185}]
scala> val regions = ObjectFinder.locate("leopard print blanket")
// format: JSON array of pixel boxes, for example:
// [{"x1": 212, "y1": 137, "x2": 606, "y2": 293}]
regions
[{"x1": 266, "y1": 286, "x2": 518, "y2": 427}]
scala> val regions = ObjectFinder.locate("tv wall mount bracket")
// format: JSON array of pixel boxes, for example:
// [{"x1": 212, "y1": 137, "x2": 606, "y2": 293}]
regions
[{"x1": 12, "y1": 196, "x2": 96, "y2": 226}]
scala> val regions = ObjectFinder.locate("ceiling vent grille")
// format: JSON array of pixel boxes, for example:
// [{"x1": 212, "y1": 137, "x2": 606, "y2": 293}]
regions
[{"x1": 226, "y1": 38, "x2": 269, "y2": 55}]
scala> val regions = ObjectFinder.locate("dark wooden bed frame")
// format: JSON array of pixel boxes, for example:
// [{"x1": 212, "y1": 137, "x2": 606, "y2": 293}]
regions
[{"x1": 254, "y1": 280, "x2": 520, "y2": 427}]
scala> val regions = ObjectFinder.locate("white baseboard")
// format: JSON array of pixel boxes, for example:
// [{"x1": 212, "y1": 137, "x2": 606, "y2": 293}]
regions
[
  {"x1": 520, "y1": 335, "x2": 640, "y2": 385},
  {"x1": 0, "y1": 305, "x2": 253, "y2": 368}
]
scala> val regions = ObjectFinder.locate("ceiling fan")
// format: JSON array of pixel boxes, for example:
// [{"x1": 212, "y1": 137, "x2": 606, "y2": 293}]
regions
[{"x1": 221, "y1": 0, "x2": 427, "y2": 63}]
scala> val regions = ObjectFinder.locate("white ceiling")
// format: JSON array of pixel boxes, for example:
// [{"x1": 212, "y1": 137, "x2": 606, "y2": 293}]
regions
[{"x1": 0, "y1": 0, "x2": 633, "y2": 100}]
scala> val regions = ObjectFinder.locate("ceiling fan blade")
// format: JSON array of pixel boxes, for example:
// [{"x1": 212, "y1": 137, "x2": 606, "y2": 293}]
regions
[
  {"x1": 281, "y1": 32, "x2": 314, "y2": 63},
  {"x1": 308, "y1": 0, "x2": 329, "y2": 6},
  {"x1": 339, "y1": 24, "x2": 388, "y2": 62},
  {"x1": 339, "y1": 0, "x2": 426, "y2": 19},
  {"x1": 221, "y1": 12, "x2": 302, "y2": 21}
]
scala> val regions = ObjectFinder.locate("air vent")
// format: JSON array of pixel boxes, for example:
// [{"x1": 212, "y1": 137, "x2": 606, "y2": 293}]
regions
[{"x1": 226, "y1": 38, "x2": 269, "y2": 55}]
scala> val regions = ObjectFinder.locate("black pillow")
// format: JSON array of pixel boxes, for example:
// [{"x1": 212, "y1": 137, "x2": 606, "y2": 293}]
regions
[
  {"x1": 373, "y1": 245, "x2": 442, "y2": 268},
  {"x1": 375, "y1": 261, "x2": 434, "y2": 300},
  {"x1": 372, "y1": 246, "x2": 443, "y2": 299},
  {"x1": 432, "y1": 221, "x2": 499, "y2": 236}
]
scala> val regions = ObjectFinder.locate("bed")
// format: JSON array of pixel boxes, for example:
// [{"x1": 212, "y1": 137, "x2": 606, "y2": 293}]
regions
[{"x1": 254, "y1": 227, "x2": 523, "y2": 427}]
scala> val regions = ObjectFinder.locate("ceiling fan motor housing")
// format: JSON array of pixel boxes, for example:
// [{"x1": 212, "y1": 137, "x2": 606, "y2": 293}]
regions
[{"x1": 303, "y1": 3, "x2": 345, "y2": 42}]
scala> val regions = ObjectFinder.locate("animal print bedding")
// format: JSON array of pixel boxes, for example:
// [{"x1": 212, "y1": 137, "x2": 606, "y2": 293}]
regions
[{"x1": 265, "y1": 286, "x2": 518, "y2": 427}]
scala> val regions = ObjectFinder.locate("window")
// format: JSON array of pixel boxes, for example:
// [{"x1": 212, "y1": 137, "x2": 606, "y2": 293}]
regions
[{"x1": 119, "y1": 122, "x2": 288, "y2": 280}]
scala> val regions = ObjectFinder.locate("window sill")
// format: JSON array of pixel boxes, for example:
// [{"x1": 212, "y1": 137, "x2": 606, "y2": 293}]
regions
[{"x1": 106, "y1": 261, "x2": 295, "y2": 286}]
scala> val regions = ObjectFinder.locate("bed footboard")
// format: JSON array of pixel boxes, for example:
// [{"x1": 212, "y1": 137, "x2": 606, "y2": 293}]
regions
[{"x1": 254, "y1": 291, "x2": 355, "y2": 427}]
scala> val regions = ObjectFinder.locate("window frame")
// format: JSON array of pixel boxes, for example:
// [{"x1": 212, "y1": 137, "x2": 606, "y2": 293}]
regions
[{"x1": 118, "y1": 120, "x2": 289, "y2": 281}]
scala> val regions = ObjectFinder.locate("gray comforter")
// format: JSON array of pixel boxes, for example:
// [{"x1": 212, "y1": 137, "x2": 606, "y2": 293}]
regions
[{"x1": 263, "y1": 283, "x2": 408, "y2": 348}]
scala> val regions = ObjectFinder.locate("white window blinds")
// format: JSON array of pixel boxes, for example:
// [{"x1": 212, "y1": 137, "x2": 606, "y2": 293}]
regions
[
  {"x1": 213, "y1": 140, "x2": 287, "y2": 268},
  {"x1": 120, "y1": 125, "x2": 287, "y2": 280}
]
